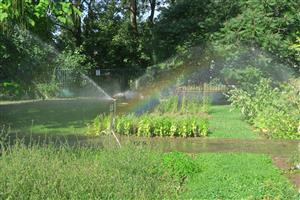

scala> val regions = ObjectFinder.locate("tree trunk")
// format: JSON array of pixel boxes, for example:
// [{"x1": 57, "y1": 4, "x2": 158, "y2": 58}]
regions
[
  {"x1": 148, "y1": 0, "x2": 157, "y2": 64},
  {"x1": 130, "y1": 0, "x2": 138, "y2": 37},
  {"x1": 148, "y1": 0, "x2": 156, "y2": 24},
  {"x1": 72, "y1": 0, "x2": 82, "y2": 46}
]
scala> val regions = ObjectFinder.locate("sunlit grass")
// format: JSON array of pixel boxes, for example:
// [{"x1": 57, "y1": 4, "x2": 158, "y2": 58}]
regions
[
  {"x1": 209, "y1": 105, "x2": 258, "y2": 139},
  {"x1": 181, "y1": 153, "x2": 298, "y2": 199}
]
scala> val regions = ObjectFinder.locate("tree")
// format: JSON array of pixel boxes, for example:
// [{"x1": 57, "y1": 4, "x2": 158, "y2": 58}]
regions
[
  {"x1": 153, "y1": 0, "x2": 240, "y2": 62},
  {"x1": 213, "y1": 0, "x2": 300, "y2": 70}
]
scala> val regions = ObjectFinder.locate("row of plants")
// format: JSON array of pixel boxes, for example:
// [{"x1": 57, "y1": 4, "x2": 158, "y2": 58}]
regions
[
  {"x1": 87, "y1": 114, "x2": 209, "y2": 137},
  {"x1": 154, "y1": 96, "x2": 211, "y2": 114},
  {"x1": 229, "y1": 78, "x2": 300, "y2": 139}
]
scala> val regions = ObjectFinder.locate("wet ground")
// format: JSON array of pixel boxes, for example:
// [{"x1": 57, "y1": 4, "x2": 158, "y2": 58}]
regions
[
  {"x1": 6, "y1": 134, "x2": 298, "y2": 155},
  {"x1": 0, "y1": 98, "x2": 113, "y2": 135}
]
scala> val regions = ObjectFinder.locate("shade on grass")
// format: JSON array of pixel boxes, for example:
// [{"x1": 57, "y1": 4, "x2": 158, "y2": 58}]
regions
[
  {"x1": 209, "y1": 105, "x2": 258, "y2": 139},
  {"x1": 181, "y1": 153, "x2": 298, "y2": 199},
  {"x1": 0, "y1": 99, "x2": 111, "y2": 135}
]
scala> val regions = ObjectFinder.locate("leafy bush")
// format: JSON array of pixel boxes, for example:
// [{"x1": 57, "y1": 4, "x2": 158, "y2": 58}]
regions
[
  {"x1": 229, "y1": 78, "x2": 300, "y2": 139},
  {"x1": 87, "y1": 114, "x2": 209, "y2": 137},
  {"x1": 86, "y1": 114, "x2": 111, "y2": 135},
  {"x1": 163, "y1": 152, "x2": 200, "y2": 182},
  {"x1": 35, "y1": 81, "x2": 59, "y2": 99},
  {"x1": 0, "y1": 81, "x2": 22, "y2": 99}
]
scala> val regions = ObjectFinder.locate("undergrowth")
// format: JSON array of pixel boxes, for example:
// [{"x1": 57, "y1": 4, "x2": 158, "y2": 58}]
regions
[{"x1": 0, "y1": 144, "x2": 198, "y2": 200}]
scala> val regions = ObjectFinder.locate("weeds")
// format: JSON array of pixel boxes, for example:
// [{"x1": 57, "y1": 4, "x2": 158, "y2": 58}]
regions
[
  {"x1": 155, "y1": 95, "x2": 211, "y2": 114},
  {"x1": 0, "y1": 144, "x2": 196, "y2": 200}
]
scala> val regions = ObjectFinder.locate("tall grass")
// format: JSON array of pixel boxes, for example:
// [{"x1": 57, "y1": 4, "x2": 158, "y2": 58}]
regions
[
  {"x1": 0, "y1": 143, "x2": 195, "y2": 199},
  {"x1": 154, "y1": 96, "x2": 211, "y2": 114}
]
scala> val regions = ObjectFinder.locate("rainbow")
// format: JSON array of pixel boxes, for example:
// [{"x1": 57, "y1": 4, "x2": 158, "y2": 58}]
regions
[{"x1": 117, "y1": 54, "x2": 211, "y2": 114}]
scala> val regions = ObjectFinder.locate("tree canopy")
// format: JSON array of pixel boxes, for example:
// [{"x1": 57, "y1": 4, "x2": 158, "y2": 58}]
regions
[{"x1": 0, "y1": 0, "x2": 299, "y2": 99}]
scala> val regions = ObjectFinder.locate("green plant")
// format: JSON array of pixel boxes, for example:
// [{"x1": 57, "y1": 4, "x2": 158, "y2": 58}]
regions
[
  {"x1": 35, "y1": 81, "x2": 59, "y2": 99},
  {"x1": 86, "y1": 114, "x2": 111, "y2": 136},
  {"x1": 0, "y1": 81, "x2": 22, "y2": 99},
  {"x1": 229, "y1": 78, "x2": 300, "y2": 139},
  {"x1": 0, "y1": 125, "x2": 10, "y2": 149},
  {"x1": 89, "y1": 114, "x2": 209, "y2": 138},
  {"x1": 162, "y1": 152, "x2": 200, "y2": 187},
  {"x1": 155, "y1": 96, "x2": 211, "y2": 115}
]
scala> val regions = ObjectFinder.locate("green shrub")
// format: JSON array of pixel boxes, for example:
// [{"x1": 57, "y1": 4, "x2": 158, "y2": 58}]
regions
[
  {"x1": 163, "y1": 152, "x2": 200, "y2": 182},
  {"x1": 86, "y1": 114, "x2": 111, "y2": 135},
  {"x1": 0, "y1": 81, "x2": 22, "y2": 99},
  {"x1": 229, "y1": 78, "x2": 300, "y2": 139}
]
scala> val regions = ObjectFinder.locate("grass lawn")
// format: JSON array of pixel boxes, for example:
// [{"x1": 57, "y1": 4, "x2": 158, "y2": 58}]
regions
[
  {"x1": 209, "y1": 105, "x2": 258, "y2": 139},
  {"x1": 0, "y1": 144, "x2": 297, "y2": 199},
  {"x1": 181, "y1": 153, "x2": 298, "y2": 199},
  {"x1": 0, "y1": 145, "x2": 185, "y2": 199},
  {"x1": 0, "y1": 99, "x2": 111, "y2": 135}
]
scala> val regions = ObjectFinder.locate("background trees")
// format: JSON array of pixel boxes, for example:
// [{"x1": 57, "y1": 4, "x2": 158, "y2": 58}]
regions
[{"x1": 0, "y1": 0, "x2": 299, "y2": 99}]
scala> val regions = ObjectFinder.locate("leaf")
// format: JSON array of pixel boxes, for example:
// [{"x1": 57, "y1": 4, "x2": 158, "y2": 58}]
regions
[
  {"x1": 73, "y1": 7, "x2": 82, "y2": 16},
  {"x1": 27, "y1": 17, "x2": 35, "y2": 26},
  {"x1": 58, "y1": 16, "x2": 67, "y2": 24},
  {"x1": 0, "y1": 12, "x2": 8, "y2": 22},
  {"x1": 60, "y1": 2, "x2": 71, "y2": 14}
]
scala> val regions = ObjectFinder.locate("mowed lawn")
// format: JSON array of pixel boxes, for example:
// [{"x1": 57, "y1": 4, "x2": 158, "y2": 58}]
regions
[
  {"x1": 0, "y1": 99, "x2": 111, "y2": 135},
  {"x1": 209, "y1": 105, "x2": 258, "y2": 139}
]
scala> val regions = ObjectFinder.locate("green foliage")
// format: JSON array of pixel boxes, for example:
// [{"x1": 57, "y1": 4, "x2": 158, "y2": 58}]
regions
[
  {"x1": 56, "y1": 48, "x2": 94, "y2": 73},
  {"x1": 291, "y1": 37, "x2": 300, "y2": 61},
  {"x1": 0, "y1": 28, "x2": 56, "y2": 98},
  {"x1": 0, "y1": 145, "x2": 182, "y2": 199},
  {"x1": 86, "y1": 114, "x2": 111, "y2": 136},
  {"x1": 229, "y1": 78, "x2": 300, "y2": 139},
  {"x1": 163, "y1": 152, "x2": 200, "y2": 182},
  {"x1": 154, "y1": 0, "x2": 240, "y2": 61},
  {"x1": 88, "y1": 114, "x2": 209, "y2": 137},
  {"x1": 221, "y1": 66, "x2": 264, "y2": 91},
  {"x1": 155, "y1": 96, "x2": 211, "y2": 114},
  {"x1": 0, "y1": 125, "x2": 10, "y2": 149},
  {"x1": 0, "y1": 0, "x2": 80, "y2": 30},
  {"x1": 0, "y1": 81, "x2": 22, "y2": 99},
  {"x1": 213, "y1": 0, "x2": 300, "y2": 69},
  {"x1": 35, "y1": 81, "x2": 59, "y2": 99},
  {"x1": 0, "y1": 27, "x2": 95, "y2": 99}
]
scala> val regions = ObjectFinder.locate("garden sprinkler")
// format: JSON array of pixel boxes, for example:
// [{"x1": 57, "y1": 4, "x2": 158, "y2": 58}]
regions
[{"x1": 110, "y1": 98, "x2": 121, "y2": 147}]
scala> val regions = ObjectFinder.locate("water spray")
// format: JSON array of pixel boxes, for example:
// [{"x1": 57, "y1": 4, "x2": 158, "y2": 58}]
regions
[{"x1": 110, "y1": 98, "x2": 121, "y2": 147}]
